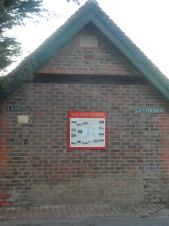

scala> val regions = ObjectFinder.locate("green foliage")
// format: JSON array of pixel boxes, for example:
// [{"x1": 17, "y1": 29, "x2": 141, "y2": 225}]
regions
[
  {"x1": 0, "y1": 0, "x2": 43, "y2": 31},
  {"x1": 0, "y1": 0, "x2": 43, "y2": 71},
  {"x1": 0, "y1": 37, "x2": 21, "y2": 70},
  {"x1": 0, "y1": 0, "x2": 80, "y2": 90},
  {"x1": 0, "y1": 56, "x2": 37, "y2": 93},
  {"x1": 0, "y1": 0, "x2": 80, "y2": 72}
]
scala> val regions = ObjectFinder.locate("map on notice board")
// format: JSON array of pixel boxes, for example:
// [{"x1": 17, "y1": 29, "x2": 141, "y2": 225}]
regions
[{"x1": 68, "y1": 112, "x2": 107, "y2": 149}]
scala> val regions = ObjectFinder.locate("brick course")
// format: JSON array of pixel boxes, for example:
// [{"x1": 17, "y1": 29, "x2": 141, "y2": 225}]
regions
[
  {"x1": 0, "y1": 82, "x2": 169, "y2": 205},
  {"x1": 38, "y1": 24, "x2": 140, "y2": 76},
  {"x1": 0, "y1": 24, "x2": 169, "y2": 206}
]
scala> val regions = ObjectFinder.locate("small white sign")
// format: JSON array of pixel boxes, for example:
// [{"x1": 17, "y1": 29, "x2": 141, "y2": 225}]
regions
[
  {"x1": 17, "y1": 115, "x2": 29, "y2": 124},
  {"x1": 79, "y1": 35, "x2": 98, "y2": 47}
]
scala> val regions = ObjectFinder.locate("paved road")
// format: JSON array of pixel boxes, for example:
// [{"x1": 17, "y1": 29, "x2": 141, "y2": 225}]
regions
[{"x1": 2, "y1": 216, "x2": 169, "y2": 226}]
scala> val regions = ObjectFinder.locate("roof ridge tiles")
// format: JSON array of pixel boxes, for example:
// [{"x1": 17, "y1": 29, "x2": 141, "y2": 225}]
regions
[{"x1": 87, "y1": 0, "x2": 98, "y2": 5}]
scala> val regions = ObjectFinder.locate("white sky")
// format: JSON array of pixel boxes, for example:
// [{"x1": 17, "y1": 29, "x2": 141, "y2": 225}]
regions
[{"x1": 4, "y1": 0, "x2": 169, "y2": 78}]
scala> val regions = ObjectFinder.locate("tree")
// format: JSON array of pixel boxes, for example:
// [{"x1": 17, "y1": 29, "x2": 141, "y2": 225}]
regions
[
  {"x1": 0, "y1": 0, "x2": 79, "y2": 71},
  {"x1": 0, "y1": 0, "x2": 43, "y2": 71}
]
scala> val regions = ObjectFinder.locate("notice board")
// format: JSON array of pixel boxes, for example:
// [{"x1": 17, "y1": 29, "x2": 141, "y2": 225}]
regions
[{"x1": 68, "y1": 112, "x2": 107, "y2": 150}]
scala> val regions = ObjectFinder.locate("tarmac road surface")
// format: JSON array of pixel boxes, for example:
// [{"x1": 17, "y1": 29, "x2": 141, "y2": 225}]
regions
[{"x1": 2, "y1": 216, "x2": 169, "y2": 226}]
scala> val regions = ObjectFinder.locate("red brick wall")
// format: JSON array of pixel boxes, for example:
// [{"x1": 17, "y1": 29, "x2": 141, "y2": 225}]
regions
[
  {"x1": 159, "y1": 114, "x2": 169, "y2": 201},
  {"x1": 0, "y1": 82, "x2": 169, "y2": 205},
  {"x1": 38, "y1": 24, "x2": 141, "y2": 76},
  {"x1": 0, "y1": 107, "x2": 11, "y2": 203},
  {"x1": 0, "y1": 24, "x2": 169, "y2": 205}
]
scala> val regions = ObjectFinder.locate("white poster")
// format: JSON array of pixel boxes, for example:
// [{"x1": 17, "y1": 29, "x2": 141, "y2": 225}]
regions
[{"x1": 70, "y1": 117, "x2": 106, "y2": 148}]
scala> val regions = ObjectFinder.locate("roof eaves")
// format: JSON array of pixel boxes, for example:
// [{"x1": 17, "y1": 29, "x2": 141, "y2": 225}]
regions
[
  {"x1": 0, "y1": 3, "x2": 95, "y2": 102},
  {"x1": 88, "y1": 6, "x2": 169, "y2": 100},
  {"x1": 34, "y1": 12, "x2": 95, "y2": 69}
]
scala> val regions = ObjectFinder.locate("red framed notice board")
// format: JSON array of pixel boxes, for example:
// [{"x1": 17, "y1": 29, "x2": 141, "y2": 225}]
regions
[{"x1": 68, "y1": 112, "x2": 107, "y2": 150}]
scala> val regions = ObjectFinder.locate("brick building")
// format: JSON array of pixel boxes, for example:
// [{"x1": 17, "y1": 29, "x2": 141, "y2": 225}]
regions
[{"x1": 0, "y1": 0, "x2": 169, "y2": 206}]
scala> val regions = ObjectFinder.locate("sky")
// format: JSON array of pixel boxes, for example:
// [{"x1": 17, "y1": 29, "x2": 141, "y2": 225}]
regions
[{"x1": 4, "y1": 0, "x2": 169, "y2": 78}]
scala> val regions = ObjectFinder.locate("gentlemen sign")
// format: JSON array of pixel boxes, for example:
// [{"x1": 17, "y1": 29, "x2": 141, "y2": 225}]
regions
[
  {"x1": 68, "y1": 112, "x2": 107, "y2": 150},
  {"x1": 135, "y1": 107, "x2": 167, "y2": 113}
]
